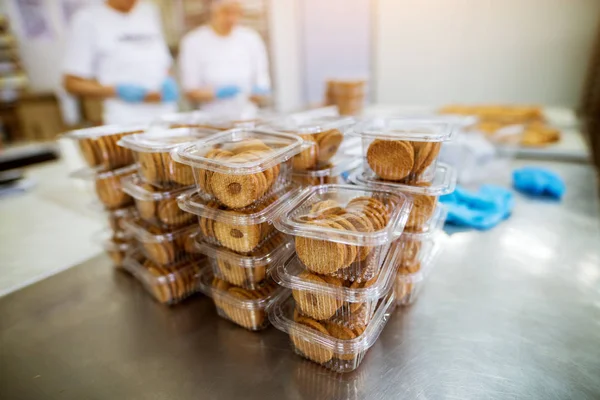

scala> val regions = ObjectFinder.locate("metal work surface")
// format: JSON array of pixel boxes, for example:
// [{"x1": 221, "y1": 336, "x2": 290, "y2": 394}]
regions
[{"x1": 1, "y1": 161, "x2": 599, "y2": 400}]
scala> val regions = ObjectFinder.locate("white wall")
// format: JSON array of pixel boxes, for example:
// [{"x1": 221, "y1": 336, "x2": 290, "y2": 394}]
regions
[{"x1": 375, "y1": 0, "x2": 600, "y2": 107}]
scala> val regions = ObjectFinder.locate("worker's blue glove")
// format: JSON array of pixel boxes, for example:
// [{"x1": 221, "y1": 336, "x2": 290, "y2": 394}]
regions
[
  {"x1": 160, "y1": 77, "x2": 179, "y2": 103},
  {"x1": 440, "y1": 185, "x2": 514, "y2": 230},
  {"x1": 215, "y1": 85, "x2": 241, "y2": 99},
  {"x1": 115, "y1": 84, "x2": 147, "y2": 103},
  {"x1": 513, "y1": 167, "x2": 565, "y2": 200},
  {"x1": 252, "y1": 86, "x2": 270, "y2": 96}
]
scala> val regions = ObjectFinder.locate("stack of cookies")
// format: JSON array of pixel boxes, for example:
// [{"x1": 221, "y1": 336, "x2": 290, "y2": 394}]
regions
[
  {"x1": 350, "y1": 118, "x2": 459, "y2": 306},
  {"x1": 325, "y1": 80, "x2": 367, "y2": 116},
  {"x1": 66, "y1": 124, "x2": 147, "y2": 269},
  {"x1": 262, "y1": 115, "x2": 356, "y2": 188},
  {"x1": 173, "y1": 128, "x2": 305, "y2": 329},
  {"x1": 116, "y1": 127, "x2": 220, "y2": 305},
  {"x1": 271, "y1": 184, "x2": 412, "y2": 371}
]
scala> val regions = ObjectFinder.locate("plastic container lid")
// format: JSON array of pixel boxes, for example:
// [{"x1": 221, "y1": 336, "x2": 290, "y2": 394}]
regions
[
  {"x1": 171, "y1": 129, "x2": 304, "y2": 174},
  {"x1": 64, "y1": 123, "x2": 148, "y2": 139},
  {"x1": 70, "y1": 164, "x2": 138, "y2": 180},
  {"x1": 197, "y1": 266, "x2": 287, "y2": 308},
  {"x1": 268, "y1": 290, "x2": 396, "y2": 356},
  {"x1": 348, "y1": 163, "x2": 457, "y2": 196},
  {"x1": 178, "y1": 185, "x2": 301, "y2": 224},
  {"x1": 121, "y1": 174, "x2": 195, "y2": 201},
  {"x1": 352, "y1": 117, "x2": 460, "y2": 142},
  {"x1": 273, "y1": 184, "x2": 411, "y2": 246},
  {"x1": 193, "y1": 231, "x2": 294, "y2": 269},
  {"x1": 117, "y1": 127, "x2": 219, "y2": 153},
  {"x1": 122, "y1": 217, "x2": 197, "y2": 243},
  {"x1": 262, "y1": 115, "x2": 356, "y2": 136},
  {"x1": 272, "y1": 233, "x2": 401, "y2": 302}
]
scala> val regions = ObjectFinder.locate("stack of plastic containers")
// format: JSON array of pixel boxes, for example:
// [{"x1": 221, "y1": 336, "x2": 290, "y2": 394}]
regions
[
  {"x1": 172, "y1": 128, "x2": 305, "y2": 330},
  {"x1": 348, "y1": 117, "x2": 458, "y2": 305},
  {"x1": 66, "y1": 124, "x2": 147, "y2": 269},
  {"x1": 261, "y1": 115, "x2": 358, "y2": 187},
  {"x1": 115, "y1": 126, "x2": 218, "y2": 305},
  {"x1": 269, "y1": 184, "x2": 412, "y2": 372}
]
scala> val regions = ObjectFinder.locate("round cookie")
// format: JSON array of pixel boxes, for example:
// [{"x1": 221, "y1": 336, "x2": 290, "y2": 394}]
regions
[
  {"x1": 293, "y1": 134, "x2": 318, "y2": 170},
  {"x1": 210, "y1": 172, "x2": 261, "y2": 209},
  {"x1": 366, "y1": 139, "x2": 414, "y2": 181},
  {"x1": 95, "y1": 174, "x2": 132, "y2": 210},
  {"x1": 316, "y1": 129, "x2": 343, "y2": 163},
  {"x1": 292, "y1": 271, "x2": 342, "y2": 320},
  {"x1": 157, "y1": 197, "x2": 194, "y2": 227},
  {"x1": 295, "y1": 220, "x2": 349, "y2": 274},
  {"x1": 143, "y1": 240, "x2": 177, "y2": 266},
  {"x1": 291, "y1": 315, "x2": 334, "y2": 364},
  {"x1": 137, "y1": 152, "x2": 163, "y2": 185},
  {"x1": 412, "y1": 141, "x2": 441, "y2": 176},
  {"x1": 324, "y1": 322, "x2": 359, "y2": 360},
  {"x1": 406, "y1": 193, "x2": 437, "y2": 230},
  {"x1": 164, "y1": 152, "x2": 195, "y2": 186},
  {"x1": 213, "y1": 217, "x2": 264, "y2": 253}
]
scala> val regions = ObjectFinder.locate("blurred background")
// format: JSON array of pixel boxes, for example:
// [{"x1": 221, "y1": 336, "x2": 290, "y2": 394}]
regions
[{"x1": 0, "y1": 0, "x2": 599, "y2": 295}]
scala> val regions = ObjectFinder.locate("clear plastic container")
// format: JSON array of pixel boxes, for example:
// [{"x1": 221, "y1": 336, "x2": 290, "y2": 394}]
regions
[
  {"x1": 348, "y1": 163, "x2": 456, "y2": 233},
  {"x1": 261, "y1": 116, "x2": 355, "y2": 171},
  {"x1": 65, "y1": 124, "x2": 147, "y2": 170},
  {"x1": 94, "y1": 229, "x2": 133, "y2": 268},
  {"x1": 394, "y1": 231, "x2": 446, "y2": 306},
  {"x1": 118, "y1": 127, "x2": 219, "y2": 189},
  {"x1": 71, "y1": 165, "x2": 137, "y2": 210},
  {"x1": 121, "y1": 174, "x2": 196, "y2": 229},
  {"x1": 271, "y1": 236, "x2": 400, "y2": 329},
  {"x1": 291, "y1": 155, "x2": 361, "y2": 187},
  {"x1": 178, "y1": 185, "x2": 300, "y2": 253},
  {"x1": 105, "y1": 206, "x2": 137, "y2": 233},
  {"x1": 269, "y1": 290, "x2": 396, "y2": 373},
  {"x1": 122, "y1": 217, "x2": 198, "y2": 266},
  {"x1": 172, "y1": 129, "x2": 304, "y2": 209},
  {"x1": 153, "y1": 110, "x2": 279, "y2": 131},
  {"x1": 197, "y1": 267, "x2": 287, "y2": 331},
  {"x1": 123, "y1": 248, "x2": 205, "y2": 305},
  {"x1": 273, "y1": 184, "x2": 411, "y2": 281},
  {"x1": 194, "y1": 231, "x2": 294, "y2": 290},
  {"x1": 352, "y1": 117, "x2": 459, "y2": 184}
]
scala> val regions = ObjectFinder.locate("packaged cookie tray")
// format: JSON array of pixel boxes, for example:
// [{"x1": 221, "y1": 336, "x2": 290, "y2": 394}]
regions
[
  {"x1": 177, "y1": 185, "x2": 300, "y2": 254},
  {"x1": 71, "y1": 164, "x2": 137, "y2": 210},
  {"x1": 121, "y1": 217, "x2": 198, "y2": 267},
  {"x1": 94, "y1": 229, "x2": 134, "y2": 268},
  {"x1": 268, "y1": 290, "x2": 396, "y2": 373},
  {"x1": 271, "y1": 236, "x2": 400, "y2": 330},
  {"x1": 193, "y1": 230, "x2": 295, "y2": 290},
  {"x1": 260, "y1": 115, "x2": 356, "y2": 171},
  {"x1": 121, "y1": 174, "x2": 196, "y2": 229},
  {"x1": 118, "y1": 126, "x2": 219, "y2": 189},
  {"x1": 352, "y1": 117, "x2": 459, "y2": 184},
  {"x1": 394, "y1": 231, "x2": 445, "y2": 306},
  {"x1": 349, "y1": 163, "x2": 455, "y2": 234},
  {"x1": 65, "y1": 123, "x2": 148, "y2": 170},
  {"x1": 291, "y1": 155, "x2": 361, "y2": 187},
  {"x1": 171, "y1": 128, "x2": 304, "y2": 209},
  {"x1": 197, "y1": 267, "x2": 287, "y2": 331},
  {"x1": 123, "y1": 248, "x2": 205, "y2": 305},
  {"x1": 273, "y1": 184, "x2": 412, "y2": 281}
]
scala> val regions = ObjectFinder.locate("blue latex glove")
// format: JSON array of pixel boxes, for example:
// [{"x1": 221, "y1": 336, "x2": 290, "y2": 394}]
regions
[
  {"x1": 513, "y1": 167, "x2": 565, "y2": 200},
  {"x1": 252, "y1": 86, "x2": 270, "y2": 96},
  {"x1": 160, "y1": 77, "x2": 179, "y2": 103},
  {"x1": 115, "y1": 84, "x2": 147, "y2": 103},
  {"x1": 440, "y1": 185, "x2": 514, "y2": 230},
  {"x1": 215, "y1": 85, "x2": 241, "y2": 99}
]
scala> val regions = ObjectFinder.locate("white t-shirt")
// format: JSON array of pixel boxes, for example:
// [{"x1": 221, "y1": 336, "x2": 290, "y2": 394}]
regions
[
  {"x1": 179, "y1": 25, "x2": 270, "y2": 117},
  {"x1": 63, "y1": 2, "x2": 176, "y2": 125}
]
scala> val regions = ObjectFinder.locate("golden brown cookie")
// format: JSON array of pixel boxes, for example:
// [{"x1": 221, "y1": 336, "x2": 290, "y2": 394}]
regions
[
  {"x1": 232, "y1": 139, "x2": 271, "y2": 154},
  {"x1": 293, "y1": 271, "x2": 342, "y2": 320},
  {"x1": 412, "y1": 141, "x2": 441, "y2": 176},
  {"x1": 325, "y1": 322, "x2": 358, "y2": 360},
  {"x1": 366, "y1": 139, "x2": 414, "y2": 181},
  {"x1": 406, "y1": 193, "x2": 437, "y2": 231},
  {"x1": 291, "y1": 315, "x2": 334, "y2": 364},
  {"x1": 78, "y1": 138, "x2": 100, "y2": 167},
  {"x1": 315, "y1": 129, "x2": 343, "y2": 163},
  {"x1": 143, "y1": 239, "x2": 177, "y2": 266},
  {"x1": 95, "y1": 174, "x2": 133, "y2": 210},
  {"x1": 293, "y1": 134, "x2": 319, "y2": 170},
  {"x1": 213, "y1": 218, "x2": 264, "y2": 253},
  {"x1": 295, "y1": 221, "x2": 349, "y2": 274},
  {"x1": 157, "y1": 197, "x2": 195, "y2": 227}
]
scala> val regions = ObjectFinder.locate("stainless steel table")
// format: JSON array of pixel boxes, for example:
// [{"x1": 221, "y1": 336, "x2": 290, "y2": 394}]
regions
[{"x1": 1, "y1": 161, "x2": 599, "y2": 400}]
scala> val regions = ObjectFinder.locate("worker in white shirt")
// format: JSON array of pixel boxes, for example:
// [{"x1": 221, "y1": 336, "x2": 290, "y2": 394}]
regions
[
  {"x1": 178, "y1": 0, "x2": 271, "y2": 118},
  {"x1": 62, "y1": 0, "x2": 178, "y2": 125}
]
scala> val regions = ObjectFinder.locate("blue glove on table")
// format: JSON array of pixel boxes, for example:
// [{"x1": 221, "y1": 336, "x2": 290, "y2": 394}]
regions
[
  {"x1": 215, "y1": 85, "x2": 241, "y2": 99},
  {"x1": 251, "y1": 86, "x2": 270, "y2": 96},
  {"x1": 513, "y1": 167, "x2": 565, "y2": 200},
  {"x1": 116, "y1": 84, "x2": 147, "y2": 103},
  {"x1": 440, "y1": 185, "x2": 514, "y2": 230},
  {"x1": 160, "y1": 77, "x2": 179, "y2": 103}
]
